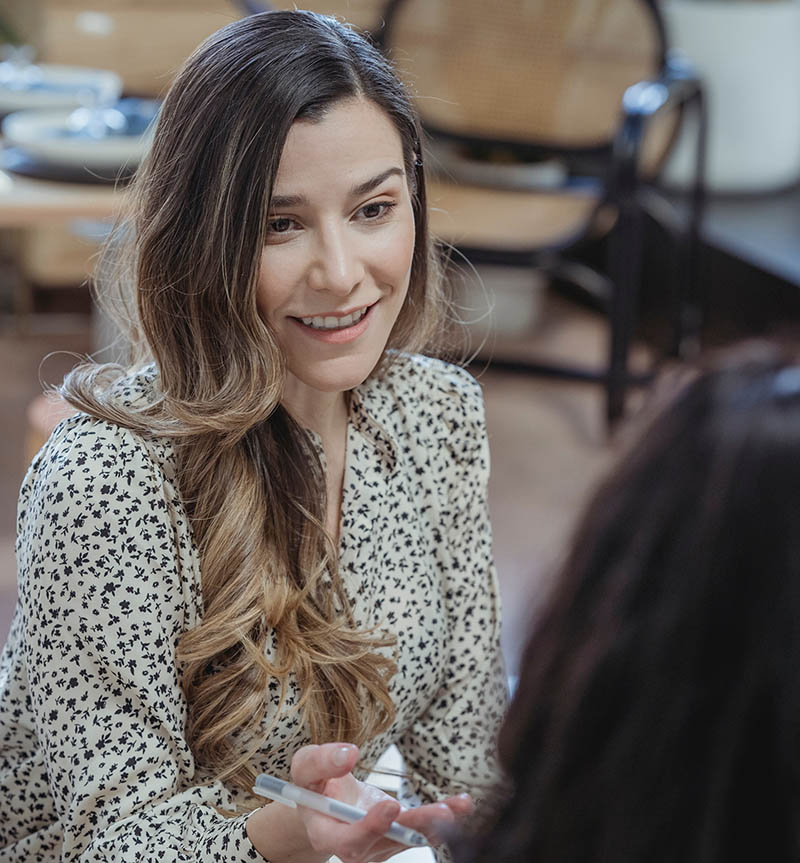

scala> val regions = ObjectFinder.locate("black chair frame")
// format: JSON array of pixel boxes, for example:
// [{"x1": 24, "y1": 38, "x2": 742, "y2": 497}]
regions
[{"x1": 373, "y1": 0, "x2": 707, "y2": 425}]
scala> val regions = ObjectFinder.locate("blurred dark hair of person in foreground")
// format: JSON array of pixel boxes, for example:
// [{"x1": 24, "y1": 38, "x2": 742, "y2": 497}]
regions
[{"x1": 453, "y1": 340, "x2": 800, "y2": 863}]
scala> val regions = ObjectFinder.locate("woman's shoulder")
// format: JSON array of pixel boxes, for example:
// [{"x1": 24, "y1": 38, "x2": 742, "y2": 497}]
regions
[
  {"x1": 26, "y1": 366, "x2": 176, "y2": 498},
  {"x1": 39, "y1": 409, "x2": 161, "y2": 469},
  {"x1": 358, "y1": 353, "x2": 487, "y2": 463},
  {"x1": 21, "y1": 414, "x2": 171, "y2": 517},
  {"x1": 377, "y1": 352, "x2": 484, "y2": 412},
  {"x1": 106, "y1": 361, "x2": 162, "y2": 409}
]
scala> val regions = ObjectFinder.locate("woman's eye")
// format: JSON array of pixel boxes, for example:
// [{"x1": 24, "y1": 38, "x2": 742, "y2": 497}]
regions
[
  {"x1": 359, "y1": 201, "x2": 396, "y2": 221},
  {"x1": 268, "y1": 217, "x2": 295, "y2": 234}
]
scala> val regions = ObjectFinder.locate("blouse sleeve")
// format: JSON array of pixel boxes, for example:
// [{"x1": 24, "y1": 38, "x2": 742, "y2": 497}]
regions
[
  {"x1": 395, "y1": 370, "x2": 508, "y2": 810},
  {"x1": 15, "y1": 415, "x2": 266, "y2": 863}
]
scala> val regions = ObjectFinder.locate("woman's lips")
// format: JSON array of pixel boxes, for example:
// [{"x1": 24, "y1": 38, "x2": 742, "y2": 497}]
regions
[{"x1": 291, "y1": 301, "x2": 376, "y2": 344}]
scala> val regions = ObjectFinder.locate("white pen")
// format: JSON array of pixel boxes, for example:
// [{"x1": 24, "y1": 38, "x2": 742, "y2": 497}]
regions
[{"x1": 252, "y1": 773, "x2": 429, "y2": 848}]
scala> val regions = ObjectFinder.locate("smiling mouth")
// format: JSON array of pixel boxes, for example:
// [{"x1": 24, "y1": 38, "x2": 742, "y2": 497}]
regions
[{"x1": 297, "y1": 303, "x2": 373, "y2": 331}]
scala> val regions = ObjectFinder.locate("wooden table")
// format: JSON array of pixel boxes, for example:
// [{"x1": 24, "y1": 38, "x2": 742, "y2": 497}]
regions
[
  {"x1": 0, "y1": 169, "x2": 124, "y2": 227},
  {"x1": 663, "y1": 182, "x2": 800, "y2": 289},
  {"x1": 0, "y1": 168, "x2": 125, "y2": 330}
]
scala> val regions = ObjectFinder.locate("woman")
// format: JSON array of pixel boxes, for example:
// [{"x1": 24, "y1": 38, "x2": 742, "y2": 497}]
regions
[
  {"x1": 0, "y1": 11, "x2": 506, "y2": 862},
  {"x1": 455, "y1": 343, "x2": 800, "y2": 863}
]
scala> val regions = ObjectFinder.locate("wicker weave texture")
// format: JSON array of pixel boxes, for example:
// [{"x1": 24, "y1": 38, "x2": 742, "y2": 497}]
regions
[
  {"x1": 427, "y1": 178, "x2": 601, "y2": 250},
  {"x1": 387, "y1": 0, "x2": 660, "y2": 147}
]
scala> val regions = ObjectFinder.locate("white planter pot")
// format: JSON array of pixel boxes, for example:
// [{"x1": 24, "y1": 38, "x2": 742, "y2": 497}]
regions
[
  {"x1": 660, "y1": 0, "x2": 800, "y2": 192},
  {"x1": 450, "y1": 264, "x2": 546, "y2": 339}
]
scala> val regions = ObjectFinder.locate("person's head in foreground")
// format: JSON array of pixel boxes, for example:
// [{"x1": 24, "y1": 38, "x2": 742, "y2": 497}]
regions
[{"x1": 455, "y1": 341, "x2": 800, "y2": 863}]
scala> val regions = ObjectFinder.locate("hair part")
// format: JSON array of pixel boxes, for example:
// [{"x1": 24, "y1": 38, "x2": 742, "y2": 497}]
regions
[{"x1": 62, "y1": 10, "x2": 449, "y2": 796}]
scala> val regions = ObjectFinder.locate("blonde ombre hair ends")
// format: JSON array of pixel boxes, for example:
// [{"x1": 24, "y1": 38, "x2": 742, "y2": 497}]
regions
[{"x1": 62, "y1": 11, "x2": 447, "y2": 795}]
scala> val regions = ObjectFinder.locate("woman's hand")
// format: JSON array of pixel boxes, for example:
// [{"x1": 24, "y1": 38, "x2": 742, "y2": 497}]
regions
[{"x1": 246, "y1": 742, "x2": 474, "y2": 863}]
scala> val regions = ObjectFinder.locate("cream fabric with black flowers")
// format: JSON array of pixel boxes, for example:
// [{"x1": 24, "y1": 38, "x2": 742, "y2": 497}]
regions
[{"x1": 0, "y1": 353, "x2": 507, "y2": 862}]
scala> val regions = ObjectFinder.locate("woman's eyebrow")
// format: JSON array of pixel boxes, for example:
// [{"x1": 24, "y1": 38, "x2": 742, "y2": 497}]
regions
[
  {"x1": 269, "y1": 167, "x2": 405, "y2": 211},
  {"x1": 269, "y1": 192, "x2": 306, "y2": 210},
  {"x1": 349, "y1": 166, "x2": 405, "y2": 198}
]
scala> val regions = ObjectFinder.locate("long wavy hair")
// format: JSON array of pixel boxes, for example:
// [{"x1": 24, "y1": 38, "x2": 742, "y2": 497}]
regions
[
  {"x1": 455, "y1": 342, "x2": 800, "y2": 863},
  {"x1": 61, "y1": 10, "x2": 447, "y2": 794}
]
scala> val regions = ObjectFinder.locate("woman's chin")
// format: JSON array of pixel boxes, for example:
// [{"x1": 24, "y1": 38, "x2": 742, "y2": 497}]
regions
[{"x1": 286, "y1": 354, "x2": 383, "y2": 396}]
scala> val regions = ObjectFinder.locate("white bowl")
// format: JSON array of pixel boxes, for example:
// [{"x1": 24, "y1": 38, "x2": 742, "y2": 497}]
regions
[
  {"x1": 0, "y1": 64, "x2": 122, "y2": 114},
  {"x1": 2, "y1": 107, "x2": 154, "y2": 172}
]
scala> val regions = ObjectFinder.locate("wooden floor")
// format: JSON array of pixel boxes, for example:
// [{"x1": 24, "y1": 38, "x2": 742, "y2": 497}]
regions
[{"x1": 0, "y1": 290, "x2": 631, "y2": 674}]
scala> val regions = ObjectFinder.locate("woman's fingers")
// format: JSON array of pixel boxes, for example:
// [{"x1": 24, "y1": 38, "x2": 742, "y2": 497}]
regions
[
  {"x1": 303, "y1": 797, "x2": 401, "y2": 861},
  {"x1": 404, "y1": 793, "x2": 473, "y2": 843},
  {"x1": 290, "y1": 742, "x2": 360, "y2": 793},
  {"x1": 323, "y1": 798, "x2": 402, "y2": 862},
  {"x1": 441, "y1": 792, "x2": 474, "y2": 817},
  {"x1": 288, "y1": 742, "x2": 477, "y2": 860},
  {"x1": 395, "y1": 800, "x2": 456, "y2": 845},
  {"x1": 290, "y1": 742, "x2": 400, "y2": 860}
]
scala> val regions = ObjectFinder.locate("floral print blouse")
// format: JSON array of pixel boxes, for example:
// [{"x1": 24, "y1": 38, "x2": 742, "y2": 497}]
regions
[{"x1": 0, "y1": 353, "x2": 507, "y2": 862}]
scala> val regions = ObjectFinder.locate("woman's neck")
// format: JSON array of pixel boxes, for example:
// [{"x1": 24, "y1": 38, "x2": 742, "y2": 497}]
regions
[
  {"x1": 281, "y1": 378, "x2": 349, "y2": 444},
  {"x1": 282, "y1": 376, "x2": 349, "y2": 544}
]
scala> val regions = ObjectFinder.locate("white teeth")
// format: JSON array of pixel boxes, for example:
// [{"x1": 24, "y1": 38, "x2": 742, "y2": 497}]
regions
[{"x1": 300, "y1": 305, "x2": 369, "y2": 330}]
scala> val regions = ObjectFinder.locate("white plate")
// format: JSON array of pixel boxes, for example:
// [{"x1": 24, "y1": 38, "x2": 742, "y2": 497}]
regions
[
  {"x1": 2, "y1": 107, "x2": 154, "y2": 172},
  {"x1": 0, "y1": 64, "x2": 122, "y2": 113}
]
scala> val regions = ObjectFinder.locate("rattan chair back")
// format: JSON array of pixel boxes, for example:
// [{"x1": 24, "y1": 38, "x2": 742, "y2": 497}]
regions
[{"x1": 380, "y1": 0, "x2": 665, "y2": 152}]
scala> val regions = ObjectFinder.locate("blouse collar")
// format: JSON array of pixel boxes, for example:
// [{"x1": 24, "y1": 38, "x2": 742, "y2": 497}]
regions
[{"x1": 122, "y1": 361, "x2": 400, "y2": 474}]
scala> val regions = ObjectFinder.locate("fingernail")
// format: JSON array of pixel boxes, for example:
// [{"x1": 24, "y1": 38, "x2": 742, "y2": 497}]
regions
[
  {"x1": 458, "y1": 793, "x2": 471, "y2": 800},
  {"x1": 331, "y1": 745, "x2": 353, "y2": 767},
  {"x1": 382, "y1": 800, "x2": 401, "y2": 818}
]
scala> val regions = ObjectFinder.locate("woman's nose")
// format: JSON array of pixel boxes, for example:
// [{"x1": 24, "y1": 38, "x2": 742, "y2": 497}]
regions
[{"x1": 308, "y1": 226, "x2": 365, "y2": 295}]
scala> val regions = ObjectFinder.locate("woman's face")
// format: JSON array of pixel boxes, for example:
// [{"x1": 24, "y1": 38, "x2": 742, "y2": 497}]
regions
[{"x1": 257, "y1": 97, "x2": 416, "y2": 398}]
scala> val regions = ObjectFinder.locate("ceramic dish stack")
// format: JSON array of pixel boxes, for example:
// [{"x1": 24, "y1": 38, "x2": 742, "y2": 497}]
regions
[
  {"x1": 0, "y1": 57, "x2": 158, "y2": 183},
  {"x1": 0, "y1": 57, "x2": 122, "y2": 115}
]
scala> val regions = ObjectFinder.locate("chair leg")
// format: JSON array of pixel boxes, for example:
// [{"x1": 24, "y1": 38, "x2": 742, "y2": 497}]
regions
[
  {"x1": 671, "y1": 243, "x2": 703, "y2": 361},
  {"x1": 606, "y1": 198, "x2": 644, "y2": 425},
  {"x1": 679, "y1": 89, "x2": 708, "y2": 360}
]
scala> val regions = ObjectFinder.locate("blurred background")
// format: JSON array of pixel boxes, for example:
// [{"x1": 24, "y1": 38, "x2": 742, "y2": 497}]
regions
[{"x1": 1, "y1": 0, "x2": 800, "y2": 679}]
